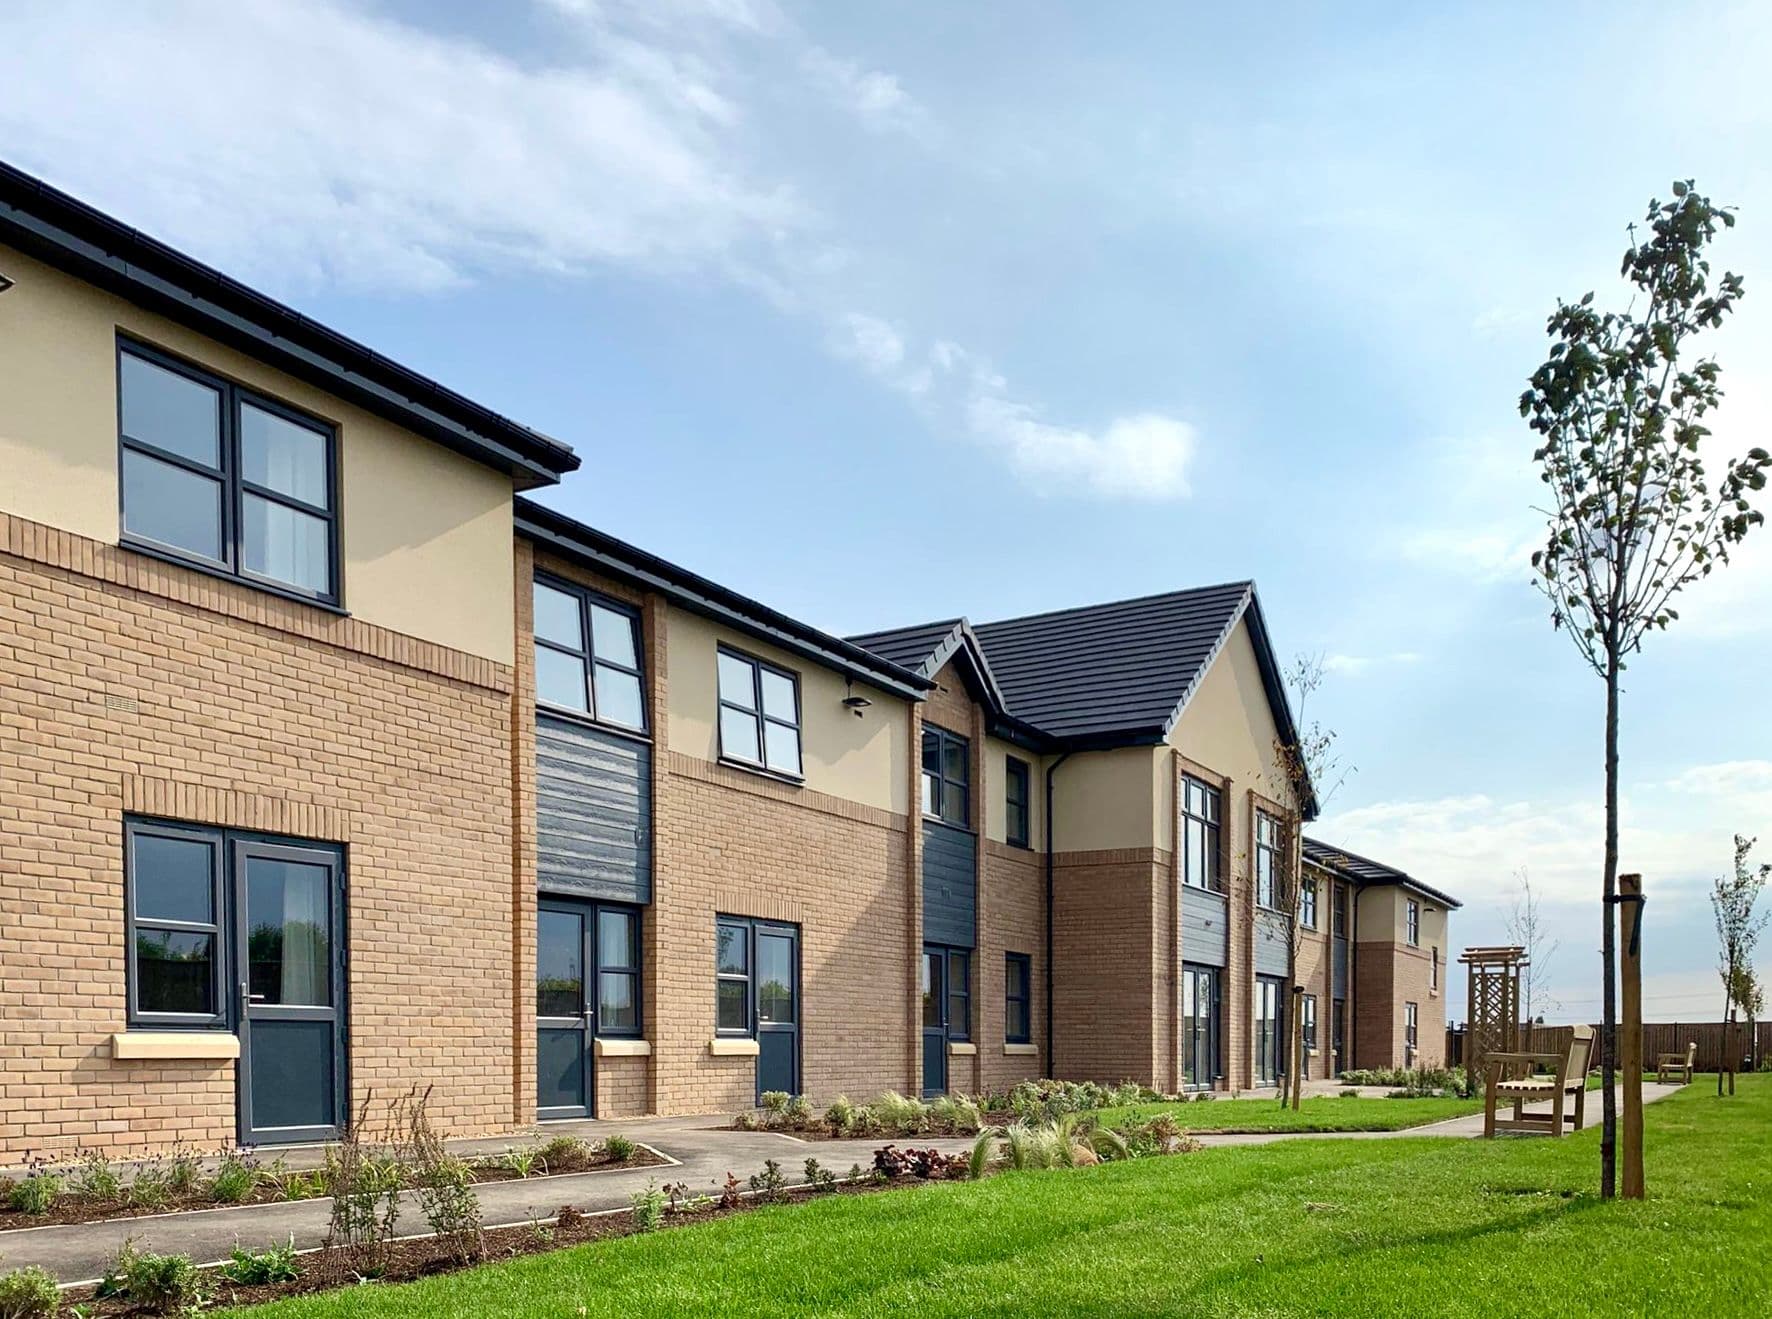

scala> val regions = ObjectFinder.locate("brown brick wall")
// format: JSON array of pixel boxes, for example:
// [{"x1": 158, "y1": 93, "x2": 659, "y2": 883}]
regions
[
  {"x1": 0, "y1": 514, "x2": 516, "y2": 1161},
  {"x1": 595, "y1": 1054, "x2": 649, "y2": 1118},
  {"x1": 1051, "y1": 849, "x2": 1164, "y2": 1087},
  {"x1": 979, "y1": 840, "x2": 1045, "y2": 1092}
]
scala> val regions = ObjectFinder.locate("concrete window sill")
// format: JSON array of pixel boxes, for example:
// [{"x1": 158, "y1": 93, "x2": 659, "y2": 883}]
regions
[
  {"x1": 112, "y1": 1032, "x2": 239, "y2": 1061},
  {"x1": 709, "y1": 1037, "x2": 760, "y2": 1057},
  {"x1": 947, "y1": 1041, "x2": 977, "y2": 1057},
  {"x1": 1003, "y1": 1043, "x2": 1038, "y2": 1057},
  {"x1": 593, "y1": 1038, "x2": 652, "y2": 1058}
]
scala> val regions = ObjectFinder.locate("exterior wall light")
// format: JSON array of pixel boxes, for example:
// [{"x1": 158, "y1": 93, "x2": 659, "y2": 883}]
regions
[
  {"x1": 0, "y1": 271, "x2": 14, "y2": 294},
  {"x1": 842, "y1": 681, "x2": 872, "y2": 716}
]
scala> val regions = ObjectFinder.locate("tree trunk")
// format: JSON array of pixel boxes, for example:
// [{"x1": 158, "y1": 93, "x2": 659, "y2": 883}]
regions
[
  {"x1": 1291, "y1": 985, "x2": 1305, "y2": 1110},
  {"x1": 1600, "y1": 652, "x2": 1620, "y2": 1199}
]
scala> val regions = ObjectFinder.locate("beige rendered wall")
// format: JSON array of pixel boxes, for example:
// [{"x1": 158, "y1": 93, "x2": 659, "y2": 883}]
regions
[
  {"x1": 664, "y1": 606, "x2": 911, "y2": 814},
  {"x1": 1051, "y1": 745, "x2": 1160, "y2": 852},
  {"x1": 983, "y1": 736, "x2": 1045, "y2": 847},
  {"x1": 0, "y1": 242, "x2": 516, "y2": 664}
]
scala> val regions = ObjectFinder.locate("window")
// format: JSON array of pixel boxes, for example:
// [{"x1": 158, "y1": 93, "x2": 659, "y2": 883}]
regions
[
  {"x1": 1406, "y1": 898, "x2": 1421, "y2": 947},
  {"x1": 533, "y1": 578, "x2": 646, "y2": 731},
  {"x1": 715, "y1": 917, "x2": 752, "y2": 1033},
  {"x1": 1405, "y1": 1001, "x2": 1419, "y2": 1051},
  {"x1": 1180, "y1": 776, "x2": 1222, "y2": 891},
  {"x1": 921, "y1": 726, "x2": 971, "y2": 827},
  {"x1": 1255, "y1": 811, "x2": 1283, "y2": 909},
  {"x1": 126, "y1": 821, "x2": 224, "y2": 1027},
  {"x1": 118, "y1": 341, "x2": 338, "y2": 604},
  {"x1": 1255, "y1": 975, "x2": 1285, "y2": 1084},
  {"x1": 1182, "y1": 964, "x2": 1221, "y2": 1088},
  {"x1": 1333, "y1": 882, "x2": 1349, "y2": 938},
  {"x1": 945, "y1": 949, "x2": 971, "y2": 1041},
  {"x1": 596, "y1": 907, "x2": 642, "y2": 1035},
  {"x1": 1431, "y1": 946, "x2": 1440, "y2": 992},
  {"x1": 1004, "y1": 756, "x2": 1031, "y2": 848},
  {"x1": 1005, "y1": 952, "x2": 1032, "y2": 1043},
  {"x1": 1300, "y1": 875, "x2": 1318, "y2": 929},
  {"x1": 1303, "y1": 994, "x2": 1318, "y2": 1052},
  {"x1": 717, "y1": 649, "x2": 802, "y2": 777}
]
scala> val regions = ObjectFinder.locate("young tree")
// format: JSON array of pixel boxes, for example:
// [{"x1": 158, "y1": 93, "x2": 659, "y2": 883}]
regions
[
  {"x1": 1523, "y1": 182, "x2": 1770, "y2": 1196},
  {"x1": 1713, "y1": 834, "x2": 1769, "y2": 1070},
  {"x1": 1504, "y1": 867, "x2": 1560, "y2": 1025},
  {"x1": 1271, "y1": 654, "x2": 1353, "y2": 1109}
]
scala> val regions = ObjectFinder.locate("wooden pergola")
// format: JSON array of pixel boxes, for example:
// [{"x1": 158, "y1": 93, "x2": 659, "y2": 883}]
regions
[{"x1": 1459, "y1": 946, "x2": 1527, "y2": 1084}]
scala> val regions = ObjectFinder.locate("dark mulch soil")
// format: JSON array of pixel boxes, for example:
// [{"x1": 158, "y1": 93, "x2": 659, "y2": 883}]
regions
[
  {"x1": 732, "y1": 1124, "x2": 982, "y2": 1142},
  {"x1": 0, "y1": 1150, "x2": 666, "y2": 1232},
  {"x1": 63, "y1": 1178, "x2": 929, "y2": 1315}
]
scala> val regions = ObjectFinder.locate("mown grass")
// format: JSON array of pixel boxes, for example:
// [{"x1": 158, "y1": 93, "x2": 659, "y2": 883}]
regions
[
  {"x1": 231, "y1": 1077, "x2": 1770, "y2": 1317},
  {"x1": 1094, "y1": 1094, "x2": 1481, "y2": 1132}
]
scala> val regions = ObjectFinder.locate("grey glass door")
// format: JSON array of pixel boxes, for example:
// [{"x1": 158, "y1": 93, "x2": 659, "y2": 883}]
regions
[
  {"x1": 921, "y1": 949, "x2": 948, "y2": 1097},
  {"x1": 1182, "y1": 964, "x2": 1221, "y2": 1090},
  {"x1": 235, "y1": 840, "x2": 344, "y2": 1145},
  {"x1": 1255, "y1": 975, "x2": 1285, "y2": 1085},
  {"x1": 755, "y1": 925, "x2": 799, "y2": 1099},
  {"x1": 537, "y1": 903, "x2": 593, "y2": 1119}
]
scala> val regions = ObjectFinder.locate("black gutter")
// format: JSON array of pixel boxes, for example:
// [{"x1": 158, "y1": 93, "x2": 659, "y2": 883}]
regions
[
  {"x1": 516, "y1": 499, "x2": 932, "y2": 702},
  {"x1": 1043, "y1": 751, "x2": 1071, "y2": 1074},
  {"x1": 0, "y1": 160, "x2": 578, "y2": 490}
]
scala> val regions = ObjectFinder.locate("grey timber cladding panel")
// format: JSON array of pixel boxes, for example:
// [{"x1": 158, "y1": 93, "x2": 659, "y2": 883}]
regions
[{"x1": 536, "y1": 714, "x2": 652, "y2": 904}]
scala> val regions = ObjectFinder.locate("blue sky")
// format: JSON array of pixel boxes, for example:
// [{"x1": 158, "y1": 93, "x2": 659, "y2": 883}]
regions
[{"x1": 5, "y1": 0, "x2": 1769, "y2": 1019}]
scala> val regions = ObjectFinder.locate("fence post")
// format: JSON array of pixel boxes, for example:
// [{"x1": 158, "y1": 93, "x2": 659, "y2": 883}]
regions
[{"x1": 1619, "y1": 874, "x2": 1644, "y2": 1200}]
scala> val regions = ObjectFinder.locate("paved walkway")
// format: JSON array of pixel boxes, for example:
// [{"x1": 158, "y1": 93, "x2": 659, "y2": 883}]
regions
[{"x1": 2, "y1": 1086, "x2": 1683, "y2": 1285}]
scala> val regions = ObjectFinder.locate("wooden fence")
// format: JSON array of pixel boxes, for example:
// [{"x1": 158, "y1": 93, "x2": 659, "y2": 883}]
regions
[{"x1": 1446, "y1": 1021, "x2": 1768, "y2": 1073}]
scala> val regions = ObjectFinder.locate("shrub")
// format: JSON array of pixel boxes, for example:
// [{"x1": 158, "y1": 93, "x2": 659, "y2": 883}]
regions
[
  {"x1": 929, "y1": 1094, "x2": 983, "y2": 1134},
  {"x1": 164, "y1": 1147, "x2": 203, "y2": 1198},
  {"x1": 71, "y1": 1148, "x2": 123, "y2": 1202},
  {"x1": 7, "y1": 1172, "x2": 60, "y2": 1217},
  {"x1": 220, "y1": 1237, "x2": 301, "y2": 1285},
  {"x1": 784, "y1": 1094, "x2": 812, "y2": 1125},
  {"x1": 127, "y1": 1161, "x2": 172, "y2": 1210},
  {"x1": 539, "y1": 1135, "x2": 587, "y2": 1167},
  {"x1": 824, "y1": 1094, "x2": 858, "y2": 1135},
  {"x1": 732, "y1": 1110, "x2": 760, "y2": 1132},
  {"x1": 749, "y1": 1158, "x2": 789, "y2": 1204},
  {"x1": 400, "y1": 1087, "x2": 483, "y2": 1266},
  {"x1": 967, "y1": 1130, "x2": 996, "y2": 1180},
  {"x1": 1340, "y1": 1088, "x2": 1360, "y2": 1099},
  {"x1": 630, "y1": 1180, "x2": 665, "y2": 1232},
  {"x1": 759, "y1": 1091, "x2": 791, "y2": 1122},
  {"x1": 802, "y1": 1157, "x2": 836, "y2": 1191},
  {"x1": 720, "y1": 1171, "x2": 742, "y2": 1210},
  {"x1": 110, "y1": 1240, "x2": 208, "y2": 1315},
  {"x1": 324, "y1": 1092, "x2": 403, "y2": 1276},
  {"x1": 872, "y1": 1090, "x2": 929, "y2": 1134},
  {"x1": 603, "y1": 1134, "x2": 636, "y2": 1163},
  {"x1": 0, "y1": 1265, "x2": 60, "y2": 1319},
  {"x1": 1086, "y1": 1126, "x2": 1131, "y2": 1162},
  {"x1": 1001, "y1": 1078, "x2": 1120, "y2": 1123},
  {"x1": 501, "y1": 1146, "x2": 542, "y2": 1178},
  {"x1": 208, "y1": 1153, "x2": 259, "y2": 1205}
]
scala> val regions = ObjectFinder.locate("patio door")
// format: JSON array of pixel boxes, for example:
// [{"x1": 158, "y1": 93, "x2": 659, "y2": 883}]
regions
[
  {"x1": 537, "y1": 901, "x2": 595, "y2": 1119},
  {"x1": 1254, "y1": 975, "x2": 1285, "y2": 1086},
  {"x1": 236, "y1": 840, "x2": 345, "y2": 1145},
  {"x1": 754, "y1": 924, "x2": 799, "y2": 1100},
  {"x1": 1182, "y1": 963, "x2": 1221, "y2": 1090}
]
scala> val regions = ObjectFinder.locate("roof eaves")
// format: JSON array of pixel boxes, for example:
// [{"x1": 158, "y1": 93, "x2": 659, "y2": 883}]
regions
[{"x1": 516, "y1": 499, "x2": 932, "y2": 702}]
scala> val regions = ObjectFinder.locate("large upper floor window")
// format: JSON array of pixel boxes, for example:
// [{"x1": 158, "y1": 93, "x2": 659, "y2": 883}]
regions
[
  {"x1": 1406, "y1": 898, "x2": 1421, "y2": 947},
  {"x1": 1004, "y1": 756, "x2": 1031, "y2": 847},
  {"x1": 921, "y1": 726, "x2": 970, "y2": 827},
  {"x1": 532, "y1": 577, "x2": 646, "y2": 731},
  {"x1": 118, "y1": 341, "x2": 338, "y2": 604},
  {"x1": 1255, "y1": 811, "x2": 1284, "y2": 909},
  {"x1": 717, "y1": 648, "x2": 802, "y2": 777},
  {"x1": 1299, "y1": 874, "x2": 1318, "y2": 929},
  {"x1": 1181, "y1": 776, "x2": 1222, "y2": 892}
]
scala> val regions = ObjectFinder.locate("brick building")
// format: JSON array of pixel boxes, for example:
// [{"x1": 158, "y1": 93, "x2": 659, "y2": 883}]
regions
[{"x1": 0, "y1": 161, "x2": 1455, "y2": 1160}]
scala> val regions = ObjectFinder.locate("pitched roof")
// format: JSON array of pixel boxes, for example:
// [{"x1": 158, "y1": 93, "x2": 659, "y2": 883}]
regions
[
  {"x1": 847, "y1": 619, "x2": 964, "y2": 676},
  {"x1": 1302, "y1": 837, "x2": 1462, "y2": 909},
  {"x1": 517, "y1": 498, "x2": 932, "y2": 702},
  {"x1": 0, "y1": 159, "x2": 579, "y2": 490}
]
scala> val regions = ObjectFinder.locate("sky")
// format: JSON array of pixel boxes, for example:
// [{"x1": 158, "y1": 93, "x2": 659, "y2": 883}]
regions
[{"x1": 3, "y1": 0, "x2": 1769, "y2": 1023}]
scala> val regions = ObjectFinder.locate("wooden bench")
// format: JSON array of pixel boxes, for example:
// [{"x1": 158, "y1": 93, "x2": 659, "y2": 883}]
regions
[
  {"x1": 1483, "y1": 1024, "x2": 1594, "y2": 1138},
  {"x1": 1656, "y1": 1041, "x2": 1696, "y2": 1084}
]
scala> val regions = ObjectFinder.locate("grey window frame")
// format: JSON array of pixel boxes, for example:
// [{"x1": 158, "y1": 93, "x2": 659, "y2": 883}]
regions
[
  {"x1": 1180, "y1": 775, "x2": 1223, "y2": 892},
  {"x1": 1406, "y1": 898, "x2": 1421, "y2": 946},
  {"x1": 921, "y1": 726, "x2": 971, "y2": 828},
  {"x1": 1300, "y1": 874, "x2": 1318, "y2": 929},
  {"x1": 594, "y1": 903, "x2": 644, "y2": 1039},
  {"x1": 1255, "y1": 810, "x2": 1283, "y2": 910},
  {"x1": 1431, "y1": 945, "x2": 1440, "y2": 991},
  {"x1": 716, "y1": 647, "x2": 803, "y2": 779},
  {"x1": 1004, "y1": 756, "x2": 1031, "y2": 848},
  {"x1": 1405, "y1": 1001, "x2": 1419, "y2": 1049},
  {"x1": 1333, "y1": 882, "x2": 1349, "y2": 938},
  {"x1": 715, "y1": 915, "x2": 754, "y2": 1036},
  {"x1": 117, "y1": 338, "x2": 341, "y2": 607},
  {"x1": 927, "y1": 943, "x2": 970, "y2": 1042},
  {"x1": 1005, "y1": 951, "x2": 1032, "y2": 1044},
  {"x1": 1303, "y1": 993, "x2": 1318, "y2": 1051},
  {"x1": 124, "y1": 818, "x2": 227, "y2": 1029},
  {"x1": 532, "y1": 574, "x2": 648, "y2": 735}
]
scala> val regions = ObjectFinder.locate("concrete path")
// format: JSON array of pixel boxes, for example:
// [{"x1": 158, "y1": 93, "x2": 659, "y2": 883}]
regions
[{"x1": 0, "y1": 1086, "x2": 1684, "y2": 1285}]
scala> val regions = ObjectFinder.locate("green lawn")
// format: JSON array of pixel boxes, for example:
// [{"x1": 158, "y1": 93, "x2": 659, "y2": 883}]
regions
[
  {"x1": 1096, "y1": 1094, "x2": 1480, "y2": 1132},
  {"x1": 233, "y1": 1077, "x2": 1771, "y2": 1317}
]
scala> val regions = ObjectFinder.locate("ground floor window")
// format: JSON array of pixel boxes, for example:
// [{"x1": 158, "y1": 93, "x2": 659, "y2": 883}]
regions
[
  {"x1": 1182, "y1": 963, "x2": 1222, "y2": 1089},
  {"x1": 1255, "y1": 974, "x2": 1286, "y2": 1085},
  {"x1": 717, "y1": 915, "x2": 801, "y2": 1099},
  {"x1": 1302, "y1": 993, "x2": 1318, "y2": 1053},
  {"x1": 1005, "y1": 952, "x2": 1032, "y2": 1044},
  {"x1": 1405, "y1": 1001, "x2": 1419, "y2": 1055}
]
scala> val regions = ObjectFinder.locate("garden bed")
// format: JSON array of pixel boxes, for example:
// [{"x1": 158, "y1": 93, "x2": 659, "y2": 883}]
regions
[{"x1": 0, "y1": 1141, "x2": 665, "y2": 1233}]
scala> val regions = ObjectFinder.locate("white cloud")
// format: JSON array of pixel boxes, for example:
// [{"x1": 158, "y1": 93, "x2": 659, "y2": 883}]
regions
[
  {"x1": 800, "y1": 48, "x2": 927, "y2": 136},
  {"x1": 1323, "y1": 651, "x2": 1422, "y2": 677}
]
